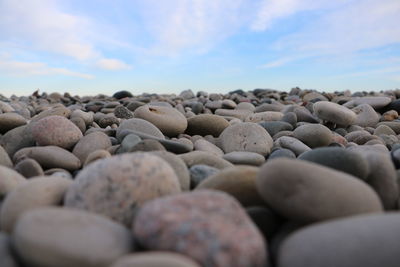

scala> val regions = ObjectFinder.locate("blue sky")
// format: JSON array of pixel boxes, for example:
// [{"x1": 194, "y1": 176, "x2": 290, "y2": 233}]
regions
[{"x1": 0, "y1": 0, "x2": 399, "y2": 96}]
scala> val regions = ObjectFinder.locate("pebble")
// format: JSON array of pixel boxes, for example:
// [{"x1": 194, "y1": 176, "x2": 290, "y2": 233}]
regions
[
  {"x1": 245, "y1": 111, "x2": 284, "y2": 123},
  {"x1": 31, "y1": 115, "x2": 83, "y2": 149},
  {"x1": 189, "y1": 164, "x2": 219, "y2": 189},
  {"x1": 223, "y1": 151, "x2": 265, "y2": 166},
  {"x1": 64, "y1": 153, "x2": 181, "y2": 226},
  {"x1": 179, "y1": 151, "x2": 234, "y2": 169},
  {"x1": 274, "y1": 136, "x2": 311, "y2": 156},
  {"x1": 374, "y1": 124, "x2": 396, "y2": 136},
  {"x1": 84, "y1": 149, "x2": 112, "y2": 166},
  {"x1": 246, "y1": 206, "x2": 282, "y2": 240},
  {"x1": 352, "y1": 103, "x2": 380, "y2": 127},
  {"x1": 259, "y1": 121, "x2": 293, "y2": 137},
  {"x1": 293, "y1": 124, "x2": 332, "y2": 148},
  {"x1": 72, "y1": 131, "x2": 112, "y2": 163},
  {"x1": 0, "y1": 176, "x2": 72, "y2": 232},
  {"x1": 134, "y1": 105, "x2": 188, "y2": 137},
  {"x1": 0, "y1": 113, "x2": 27, "y2": 134},
  {"x1": 14, "y1": 158, "x2": 44, "y2": 178},
  {"x1": 256, "y1": 158, "x2": 383, "y2": 223},
  {"x1": 133, "y1": 190, "x2": 267, "y2": 267},
  {"x1": 278, "y1": 213, "x2": 400, "y2": 267},
  {"x1": 13, "y1": 146, "x2": 81, "y2": 171},
  {"x1": 219, "y1": 122, "x2": 273, "y2": 156},
  {"x1": 116, "y1": 118, "x2": 165, "y2": 140},
  {"x1": 196, "y1": 166, "x2": 264, "y2": 206},
  {"x1": 0, "y1": 233, "x2": 18, "y2": 267},
  {"x1": 186, "y1": 114, "x2": 229, "y2": 137},
  {"x1": 298, "y1": 147, "x2": 369, "y2": 179},
  {"x1": 194, "y1": 139, "x2": 224, "y2": 157},
  {"x1": 0, "y1": 145, "x2": 13, "y2": 168},
  {"x1": 268, "y1": 148, "x2": 297, "y2": 159},
  {"x1": 350, "y1": 96, "x2": 392, "y2": 109},
  {"x1": 129, "y1": 139, "x2": 166, "y2": 152},
  {"x1": 0, "y1": 166, "x2": 26, "y2": 199},
  {"x1": 0, "y1": 125, "x2": 35, "y2": 157},
  {"x1": 110, "y1": 252, "x2": 201, "y2": 267},
  {"x1": 313, "y1": 101, "x2": 356, "y2": 126}
]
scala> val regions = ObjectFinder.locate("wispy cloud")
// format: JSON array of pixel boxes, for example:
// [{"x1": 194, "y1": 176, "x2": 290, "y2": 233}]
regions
[
  {"x1": 0, "y1": 58, "x2": 94, "y2": 79},
  {"x1": 96, "y1": 58, "x2": 132, "y2": 70}
]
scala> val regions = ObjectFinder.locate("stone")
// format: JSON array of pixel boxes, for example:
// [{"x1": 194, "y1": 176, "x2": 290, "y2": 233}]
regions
[
  {"x1": 274, "y1": 136, "x2": 311, "y2": 156},
  {"x1": 129, "y1": 139, "x2": 166, "y2": 152},
  {"x1": 13, "y1": 146, "x2": 81, "y2": 171},
  {"x1": 256, "y1": 158, "x2": 383, "y2": 223},
  {"x1": 148, "y1": 151, "x2": 191, "y2": 191},
  {"x1": 194, "y1": 139, "x2": 224, "y2": 157},
  {"x1": 313, "y1": 101, "x2": 356, "y2": 126},
  {"x1": 268, "y1": 148, "x2": 296, "y2": 159},
  {"x1": 381, "y1": 110, "x2": 398, "y2": 121},
  {"x1": 112, "y1": 90, "x2": 133, "y2": 99},
  {"x1": 259, "y1": 121, "x2": 293, "y2": 137},
  {"x1": 278, "y1": 213, "x2": 400, "y2": 267},
  {"x1": 215, "y1": 109, "x2": 252, "y2": 120},
  {"x1": 0, "y1": 176, "x2": 72, "y2": 232},
  {"x1": 133, "y1": 190, "x2": 267, "y2": 267},
  {"x1": 73, "y1": 132, "x2": 112, "y2": 163},
  {"x1": 222, "y1": 99, "x2": 237, "y2": 109},
  {"x1": 70, "y1": 116, "x2": 86, "y2": 133},
  {"x1": 31, "y1": 106, "x2": 71, "y2": 122},
  {"x1": 134, "y1": 105, "x2": 187, "y2": 137},
  {"x1": 351, "y1": 104, "x2": 380, "y2": 127},
  {"x1": 298, "y1": 147, "x2": 369, "y2": 179},
  {"x1": 0, "y1": 145, "x2": 12, "y2": 168},
  {"x1": 14, "y1": 158, "x2": 44, "y2": 178},
  {"x1": 0, "y1": 113, "x2": 27, "y2": 134},
  {"x1": 179, "y1": 151, "x2": 234, "y2": 169},
  {"x1": 293, "y1": 124, "x2": 332, "y2": 148},
  {"x1": 64, "y1": 153, "x2": 180, "y2": 226},
  {"x1": 114, "y1": 105, "x2": 134, "y2": 119},
  {"x1": 0, "y1": 125, "x2": 35, "y2": 157},
  {"x1": 223, "y1": 151, "x2": 265, "y2": 166},
  {"x1": 0, "y1": 233, "x2": 18, "y2": 267},
  {"x1": 219, "y1": 122, "x2": 273, "y2": 156},
  {"x1": 31, "y1": 115, "x2": 83, "y2": 149},
  {"x1": 13, "y1": 207, "x2": 132, "y2": 267},
  {"x1": 245, "y1": 111, "x2": 284, "y2": 123},
  {"x1": 110, "y1": 252, "x2": 201, "y2": 267},
  {"x1": 196, "y1": 166, "x2": 264, "y2": 207},
  {"x1": 0, "y1": 166, "x2": 26, "y2": 200},
  {"x1": 70, "y1": 109, "x2": 93, "y2": 126},
  {"x1": 376, "y1": 121, "x2": 400, "y2": 134},
  {"x1": 116, "y1": 118, "x2": 164, "y2": 140},
  {"x1": 189, "y1": 164, "x2": 220, "y2": 189},
  {"x1": 84, "y1": 149, "x2": 112, "y2": 167},
  {"x1": 374, "y1": 124, "x2": 396, "y2": 136},
  {"x1": 281, "y1": 112, "x2": 297, "y2": 127},
  {"x1": 98, "y1": 115, "x2": 119, "y2": 128},
  {"x1": 186, "y1": 114, "x2": 229, "y2": 137},
  {"x1": 117, "y1": 133, "x2": 141, "y2": 154},
  {"x1": 351, "y1": 96, "x2": 392, "y2": 109}
]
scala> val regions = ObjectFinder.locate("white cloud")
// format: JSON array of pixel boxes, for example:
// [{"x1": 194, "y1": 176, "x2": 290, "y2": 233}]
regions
[
  {"x1": 0, "y1": 0, "x2": 98, "y2": 61},
  {"x1": 96, "y1": 58, "x2": 132, "y2": 70},
  {"x1": 0, "y1": 59, "x2": 94, "y2": 79}
]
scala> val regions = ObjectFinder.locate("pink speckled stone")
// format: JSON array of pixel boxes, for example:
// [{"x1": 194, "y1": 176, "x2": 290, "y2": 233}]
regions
[
  {"x1": 133, "y1": 190, "x2": 267, "y2": 267},
  {"x1": 31, "y1": 115, "x2": 82, "y2": 149}
]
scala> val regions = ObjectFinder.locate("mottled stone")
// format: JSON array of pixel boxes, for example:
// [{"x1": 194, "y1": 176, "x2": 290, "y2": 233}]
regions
[
  {"x1": 114, "y1": 105, "x2": 134, "y2": 119},
  {"x1": 279, "y1": 213, "x2": 400, "y2": 267},
  {"x1": 134, "y1": 190, "x2": 267, "y2": 267},
  {"x1": 186, "y1": 114, "x2": 229, "y2": 137},
  {"x1": 256, "y1": 158, "x2": 383, "y2": 223},
  {"x1": 64, "y1": 153, "x2": 180, "y2": 226},
  {"x1": 1, "y1": 176, "x2": 71, "y2": 232},
  {"x1": 31, "y1": 115, "x2": 83, "y2": 149}
]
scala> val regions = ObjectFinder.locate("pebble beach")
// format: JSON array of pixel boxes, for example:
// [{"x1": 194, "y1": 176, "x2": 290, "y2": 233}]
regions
[{"x1": 1, "y1": 87, "x2": 400, "y2": 267}]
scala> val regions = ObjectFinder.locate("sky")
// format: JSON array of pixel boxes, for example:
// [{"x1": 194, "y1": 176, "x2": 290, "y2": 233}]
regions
[{"x1": 0, "y1": 0, "x2": 399, "y2": 97}]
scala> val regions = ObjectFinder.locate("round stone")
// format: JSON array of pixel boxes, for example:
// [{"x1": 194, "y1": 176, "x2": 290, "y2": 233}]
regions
[
  {"x1": 256, "y1": 158, "x2": 383, "y2": 223},
  {"x1": 0, "y1": 176, "x2": 72, "y2": 232},
  {"x1": 31, "y1": 115, "x2": 83, "y2": 149},
  {"x1": 110, "y1": 252, "x2": 201, "y2": 267},
  {"x1": 278, "y1": 213, "x2": 400, "y2": 267},
  {"x1": 0, "y1": 145, "x2": 12, "y2": 168},
  {"x1": 298, "y1": 147, "x2": 369, "y2": 179},
  {"x1": 186, "y1": 114, "x2": 230, "y2": 137},
  {"x1": 351, "y1": 96, "x2": 392, "y2": 109},
  {"x1": 116, "y1": 118, "x2": 164, "y2": 140},
  {"x1": 196, "y1": 166, "x2": 264, "y2": 207},
  {"x1": 13, "y1": 207, "x2": 132, "y2": 267},
  {"x1": 179, "y1": 151, "x2": 234, "y2": 169},
  {"x1": 14, "y1": 158, "x2": 44, "y2": 178},
  {"x1": 258, "y1": 121, "x2": 293, "y2": 137},
  {"x1": 0, "y1": 166, "x2": 26, "y2": 200},
  {"x1": 64, "y1": 153, "x2": 181, "y2": 226},
  {"x1": 72, "y1": 132, "x2": 112, "y2": 163},
  {"x1": 133, "y1": 190, "x2": 267, "y2": 267},
  {"x1": 83, "y1": 150, "x2": 112, "y2": 167},
  {"x1": 274, "y1": 136, "x2": 311, "y2": 156},
  {"x1": 313, "y1": 101, "x2": 356, "y2": 126},
  {"x1": 219, "y1": 122, "x2": 273, "y2": 156},
  {"x1": 13, "y1": 146, "x2": 81, "y2": 171},
  {"x1": 0, "y1": 125, "x2": 35, "y2": 158},
  {"x1": 194, "y1": 139, "x2": 224, "y2": 157},
  {"x1": 223, "y1": 151, "x2": 265, "y2": 166},
  {"x1": 293, "y1": 124, "x2": 332, "y2": 148},
  {"x1": 268, "y1": 148, "x2": 296, "y2": 160},
  {"x1": 0, "y1": 113, "x2": 27, "y2": 134},
  {"x1": 134, "y1": 105, "x2": 187, "y2": 137},
  {"x1": 352, "y1": 104, "x2": 380, "y2": 127},
  {"x1": 189, "y1": 164, "x2": 219, "y2": 189}
]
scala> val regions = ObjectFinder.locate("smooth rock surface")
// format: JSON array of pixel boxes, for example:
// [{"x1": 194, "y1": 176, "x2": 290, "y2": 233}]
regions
[
  {"x1": 186, "y1": 114, "x2": 229, "y2": 137},
  {"x1": 72, "y1": 131, "x2": 112, "y2": 163},
  {"x1": 313, "y1": 101, "x2": 356, "y2": 126},
  {"x1": 293, "y1": 124, "x2": 332, "y2": 148},
  {"x1": 0, "y1": 113, "x2": 27, "y2": 134},
  {"x1": 110, "y1": 252, "x2": 201, "y2": 267},
  {"x1": 223, "y1": 151, "x2": 265, "y2": 166}
]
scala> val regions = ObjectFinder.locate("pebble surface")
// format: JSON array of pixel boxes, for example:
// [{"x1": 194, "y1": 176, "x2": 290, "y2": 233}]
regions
[{"x1": 1, "y1": 88, "x2": 400, "y2": 266}]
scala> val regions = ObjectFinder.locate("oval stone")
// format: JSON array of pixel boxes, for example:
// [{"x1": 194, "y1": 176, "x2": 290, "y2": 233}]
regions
[
  {"x1": 110, "y1": 252, "x2": 201, "y2": 267},
  {"x1": 313, "y1": 101, "x2": 356, "y2": 126},
  {"x1": 293, "y1": 124, "x2": 332, "y2": 148},
  {"x1": 72, "y1": 132, "x2": 112, "y2": 163},
  {"x1": 116, "y1": 118, "x2": 164, "y2": 140},
  {"x1": 13, "y1": 207, "x2": 132, "y2": 267},
  {"x1": 0, "y1": 166, "x2": 26, "y2": 199},
  {"x1": 186, "y1": 114, "x2": 230, "y2": 137},
  {"x1": 31, "y1": 115, "x2": 83, "y2": 149},
  {"x1": 256, "y1": 158, "x2": 383, "y2": 223},
  {"x1": 0, "y1": 113, "x2": 27, "y2": 134}
]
